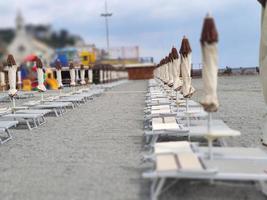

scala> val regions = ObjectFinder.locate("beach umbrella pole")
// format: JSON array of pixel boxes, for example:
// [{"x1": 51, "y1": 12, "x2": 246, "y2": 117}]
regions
[
  {"x1": 207, "y1": 112, "x2": 213, "y2": 159},
  {"x1": 171, "y1": 87, "x2": 174, "y2": 108},
  {"x1": 40, "y1": 92, "x2": 44, "y2": 102},
  {"x1": 12, "y1": 97, "x2": 16, "y2": 110},
  {"x1": 186, "y1": 98, "x2": 190, "y2": 128}
]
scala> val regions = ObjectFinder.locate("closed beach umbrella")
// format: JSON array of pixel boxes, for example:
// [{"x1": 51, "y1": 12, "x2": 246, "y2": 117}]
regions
[
  {"x1": 164, "y1": 57, "x2": 169, "y2": 84},
  {"x1": 167, "y1": 54, "x2": 174, "y2": 86},
  {"x1": 55, "y1": 59, "x2": 63, "y2": 88},
  {"x1": 172, "y1": 47, "x2": 182, "y2": 91},
  {"x1": 159, "y1": 60, "x2": 163, "y2": 81},
  {"x1": 69, "y1": 61, "x2": 76, "y2": 86},
  {"x1": 36, "y1": 58, "x2": 46, "y2": 92},
  {"x1": 258, "y1": 0, "x2": 267, "y2": 145},
  {"x1": 160, "y1": 61, "x2": 164, "y2": 81},
  {"x1": 259, "y1": 0, "x2": 267, "y2": 103},
  {"x1": 80, "y1": 64, "x2": 86, "y2": 85},
  {"x1": 200, "y1": 14, "x2": 219, "y2": 112},
  {"x1": 0, "y1": 61, "x2": 6, "y2": 88},
  {"x1": 179, "y1": 36, "x2": 195, "y2": 98},
  {"x1": 200, "y1": 14, "x2": 219, "y2": 159},
  {"x1": 6, "y1": 54, "x2": 18, "y2": 97}
]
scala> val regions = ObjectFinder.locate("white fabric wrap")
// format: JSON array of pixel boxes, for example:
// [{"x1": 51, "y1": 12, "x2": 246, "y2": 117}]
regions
[
  {"x1": 159, "y1": 67, "x2": 162, "y2": 80},
  {"x1": 259, "y1": 6, "x2": 267, "y2": 145},
  {"x1": 181, "y1": 53, "x2": 195, "y2": 97},
  {"x1": 162, "y1": 66, "x2": 165, "y2": 81},
  {"x1": 56, "y1": 70, "x2": 63, "y2": 87},
  {"x1": 75, "y1": 69, "x2": 79, "y2": 82},
  {"x1": 8, "y1": 65, "x2": 18, "y2": 96},
  {"x1": 0, "y1": 72, "x2": 5, "y2": 86},
  {"x1": 100, "y1": 70, "x2": 103, "y2": 83},
  {"x1": 80, "y1": 69, "x2": 86, "y2": 85},
  {"x1": 17, "y1": 71, "x2": 22, "y2": 84},
  {"x1": 172, "y1": 58, "x2": 183, "y2": 90},
  {"x1": 260, "y1": 6, "x2": 267, "y2": 104},
  {"x1": 70, "y1": 69, "x2": 76, "y2": 86},
  {"x1": 164, "y1": 64, "x2": 169, "y2": 83},
  {"x1": 168, "y1": 62, "x2": 173, "y2": 85},
  {"x1": 201, "y1": 42, "x2": 219, "y2": 112},
  {"x1": 88, "y1": 69, "x2": 93, "y2": 83},
  {"x1": 37, "y1": 68, "x2": 46, "y2": 92},
  {"x1": 104, "y1": 70, "x2": 108, "y2": 82}
]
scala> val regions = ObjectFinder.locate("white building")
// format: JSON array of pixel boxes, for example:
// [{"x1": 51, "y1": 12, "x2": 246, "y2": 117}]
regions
[{"x1": 7, "y1": 11, "x2": 54, "y2": 64}]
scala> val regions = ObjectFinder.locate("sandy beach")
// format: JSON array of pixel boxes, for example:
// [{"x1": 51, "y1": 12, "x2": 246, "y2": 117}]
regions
[{"x1": 0, "y1": 75, "x2": 265, "y2": 200}]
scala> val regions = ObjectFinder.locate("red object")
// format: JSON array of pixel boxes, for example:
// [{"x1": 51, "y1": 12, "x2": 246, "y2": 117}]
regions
[
  {"x1": 24, "y1": 54, "x2": 37, "y2": 62},
  {"x1": 32, "y1": 66, "x2": 37, "y2": 72}
]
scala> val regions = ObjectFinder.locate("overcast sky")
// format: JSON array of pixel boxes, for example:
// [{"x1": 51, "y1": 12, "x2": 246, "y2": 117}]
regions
[{"x1": 0, "y1": 0, "x2": 262, "y2": 68}]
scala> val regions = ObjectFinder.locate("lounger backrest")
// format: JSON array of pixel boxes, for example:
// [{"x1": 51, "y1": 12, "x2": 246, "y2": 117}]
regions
[
  {"x1": 164, "y1": 117, "x2": 176, "y2": 123},
  {"x1": 152, "y1": 118, "x2": 163, "y2": 124},
  {"x1": 153, "y1": 123, "x2": 179, "y2": 131},
  {"x1": 177, "y1": 153, "x2": 203, "y2": 171},
  {"x1": 151, "y1": 108, "x2": 171, "y2": 114},
  {"x1": 156, "y1": 153, "x2": 204, "y2": 172},
  {"x1": 155, "y1": 141, "x2": 192, "y2": 154},
  {"x1": 156, "y1": 154, "x2": 178, "y2": 171}
]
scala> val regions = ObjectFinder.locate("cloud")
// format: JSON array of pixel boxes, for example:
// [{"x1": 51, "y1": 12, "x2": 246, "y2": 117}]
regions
[{"x1": 0, "y1": 0, "x2": 262, "y2": 67}]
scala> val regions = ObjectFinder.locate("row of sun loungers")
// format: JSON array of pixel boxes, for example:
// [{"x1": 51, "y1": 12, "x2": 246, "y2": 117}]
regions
[
  {"x1": 0, "y1": 80, "x2": 126, "y2": 144},
  {"x1": 142, "y1": 79, "x2": 267, "y2": 200}
]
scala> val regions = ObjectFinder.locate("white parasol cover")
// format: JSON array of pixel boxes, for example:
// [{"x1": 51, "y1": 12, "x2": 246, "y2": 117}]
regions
[
  {"x1": 6, "y1": 55, "x2": 18, "y2": 97},
  {"x1": 200, "y1": 15, "x2": 219, "y2": 112},
  {"x1": 179, "y1": 37, "x2": 195, "y2": 98}
]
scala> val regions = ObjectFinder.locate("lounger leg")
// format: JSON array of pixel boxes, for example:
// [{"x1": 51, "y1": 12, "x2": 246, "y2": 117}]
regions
[
  {"x1": 26, "y1": 120, "x2": 32, "y2": 130},
  {"x1": 63, "y1": 107, "x2": 67, "y2": 113},
  {"x1": 0, "y1": 129, "x2": 12, "y2": 144},
  {"x1": 259, "y1": 181, "x2": 267, "y2": 195},
  {"x1": 145, "y1": 135, "x2": 150, "y2": 144},
  {"x1": 53, "y1": 108, "x2": 59, "y2": 117},
  {"x1": 151, "y1": 178, "x2": 166, "y2": 200},
  {"x1": 33, "y1": 119, "x2": 38, "y2": 128},
  {"x1": 37, "y1": 118, "x2": 41, "y2": 126},
  {"x1": 60, "y1": 108, "x2": 64, "y2": 115},
  {"x1": 150, "y1": 135, "x2": 159, "y2": 147},
  {"x1": 38, "y1": 116, "x2": 46, "y2": 126},
  {"x1": 41, "y1": 116, "x2": 46, "y2": 124}
]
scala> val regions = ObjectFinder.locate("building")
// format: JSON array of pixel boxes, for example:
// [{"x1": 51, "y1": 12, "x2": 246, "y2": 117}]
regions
[
  {"x1": 7, "y1": 11, "x2": 54, "y2": 64},
  {"x1": 124, "y1": 63, "x2": 155, "y2": 80}
]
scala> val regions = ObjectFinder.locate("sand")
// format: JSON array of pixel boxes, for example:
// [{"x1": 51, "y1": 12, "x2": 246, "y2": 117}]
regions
[
  {"x1": 0, "y1": 76, "x2": 265, "y2": 200},
  {"x1": 152, "y1": 75, "x2": 267, "y2": 200}
]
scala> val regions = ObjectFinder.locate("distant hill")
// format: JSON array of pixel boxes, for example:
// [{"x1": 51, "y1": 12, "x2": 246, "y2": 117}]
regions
[{"x1": 0, "y1": 24, "x2": 83, "y2": 49}]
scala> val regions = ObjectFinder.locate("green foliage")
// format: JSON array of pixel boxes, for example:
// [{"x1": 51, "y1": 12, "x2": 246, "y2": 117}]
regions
[{"x1": 38, "y1": 29, "x2": 76, "y2": 48}]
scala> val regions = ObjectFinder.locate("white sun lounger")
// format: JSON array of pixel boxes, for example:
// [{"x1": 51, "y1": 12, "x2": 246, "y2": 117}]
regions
[
  {"x1": 1, "y1": 113, "x2": 45, "y2": 130},
  {"x1": 145, "y1": 105, "x2": 207, "y2": 122},
  {"x1": 145, "y1": 141, "x2": 267, "y2": 161},
  {"x1": 51, "y1": 96, "x2": 86, "y2": 107},
  {"x1": 144, "y1": 119, "x2": 239, "y2": 146},
  {"x1": 32, "y1": 102, "x2": 73, "y2": 117},
  {"x1": 15, "y1": 109, "x2": 52, "y2": 116},
  {"x1": 0, "y1": 121, "x2": 18, "y2": 144},
  {"x1": 143, "y1": 149, "x2": 267, "y2": 200}
]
